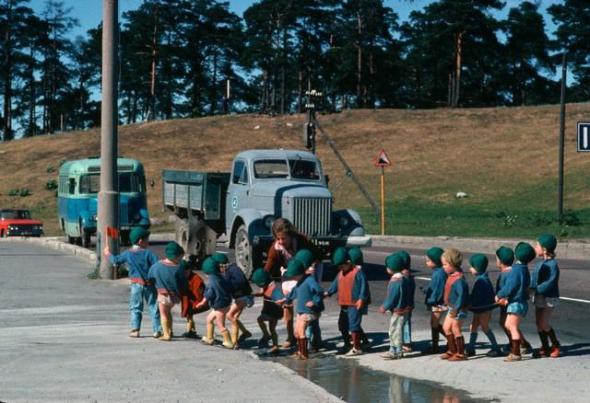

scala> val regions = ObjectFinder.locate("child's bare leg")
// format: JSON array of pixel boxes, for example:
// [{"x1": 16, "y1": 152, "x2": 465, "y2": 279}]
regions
[
  {"x1": 214, "y1": 310, "x2": 227, "y2": 332},
  {"x1": 440, "y1": 315, "x2": 457, "y2": 359},
  {"x1": 480, "y1": 311, "x2": 499, "y2": 354},
  {"x1": 283, "y1": 306, "x2": 295, "y2": 347},
  {"x1": 467, "y1": 314, "x2": 480, "y2": 354}
]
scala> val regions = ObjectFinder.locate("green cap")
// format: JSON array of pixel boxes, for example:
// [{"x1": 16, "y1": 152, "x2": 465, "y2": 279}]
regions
[
  {"x1": 251, "y1": 268, "x2": 271, "y2": 287},
  {"x1": 348, "y1": 247, "x2": 364, "y2": 265},
  {"x1": 398, "y1": 250, "x2": 411, "y2": 268},
  {"x1": 295, "y1": 249, "x2": 315, "y2": 268},
  {"x1": 538, "y1": 233, "x2": 557, "y2": 253},
  {"x1": 212, "y1": 252, "x2": 229, "y2": 265},
  {"x1": 165, "y1": 242, "x2": 184, "y2": 260},
  {"x1": 331, "y1": 247, "x2": 350, "y2": 267},
  {"x1": 201, "y1": 257, "x2": 220, "y2": 275},
  {"x1": 469, "y1": 253, "x2": 488, "y2": 274},
  {"x1": 385, "y1": 253, "x2": 404, "y2": 272},
  {"x1": 426, "y1": 247, "x2": 444, "y2": 267},
  {"x1": 515, "y1": 242, "x2": 536, "y2": 264},
  {"x1": 495, "y1": 246, "x2": 514, "y2": 266},
  {"x1": 285, "y1": 258, "x2": 305, "y2": 277},
  {"x1": 129, "y1": 227, "x2": 150, "y2": 245}
]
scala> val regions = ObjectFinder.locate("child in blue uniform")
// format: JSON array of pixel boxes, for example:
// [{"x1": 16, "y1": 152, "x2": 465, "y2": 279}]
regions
[
  {"x1": 284, "y1": 259, "x2": 324, "y2": 360},
  {"x1": 495, "y1": 246, "x2": 514, "y2": 352},
  {"x1": 295, "y1": 249, "x2": 323, "y2": 352},
  {"x1": 348, "y1": 246, "x2": 371, "y2": 346},
  {"x1": 215, "y1": 253, "x2": 253, "y2": 349},
  {"x1": 147, "y1": 242, "x2": 188, "y2": 341},
  {"x1": 466, "y1": 254, "x2": 500, "y2": 357},
  {"x1": 496, "y1": 242, "x2": 534, "y2": 362},
  {"x1": 440, "y1": 248, "x2": 469, "y2": 361},
  {"x1": 379, "y1": 253, "x2": 411, "y2": 360},
  {"x1": 398, "y1": 250, "x2": 415, "y2": 353},
  {"x1": 196, "y1": 257, "x2": 234, "y2": 349},
  {"x1": 104, "y1": 227, "x2": 161, "y2": 338},
  {"x1": 325, "y1": 247, "x2": 369, "y2": 356},
  {"x1": 252, "y1": 268, "x2": 284, "y2": 354},
  {"x1": 422, "y1": 246, "x2": 447, "y2": 354},
  {"x1": 532, "y1": 234, "x2": 561, "y2": 358}
]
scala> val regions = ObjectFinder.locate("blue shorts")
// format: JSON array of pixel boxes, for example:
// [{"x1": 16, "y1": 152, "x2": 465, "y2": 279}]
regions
[
  {"x1": 447, "y1": 308, "x2": 467, "y2": 320},
  {"x1": 346, "y1": 306, "x2": 362, "y2": 332},
  {"x1": 507, "y1": 302, "x2": 528, "y2": 317}
]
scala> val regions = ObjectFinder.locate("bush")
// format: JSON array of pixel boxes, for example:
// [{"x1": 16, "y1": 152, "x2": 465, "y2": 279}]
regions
[
  {"x1": 8, "y1": 188, "x2": 31, "y2": 197},
  {"x1": 45, "y1": 179, "x2": 58, "y2": 190},
  {"x1": 46, "y1": 165, "x2": 55, "y2": 173}
]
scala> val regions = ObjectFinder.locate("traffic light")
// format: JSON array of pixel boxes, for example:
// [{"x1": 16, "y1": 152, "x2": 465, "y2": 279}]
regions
[{"x1": 304, "y1": 121, "x2": 315, "y2": 150}]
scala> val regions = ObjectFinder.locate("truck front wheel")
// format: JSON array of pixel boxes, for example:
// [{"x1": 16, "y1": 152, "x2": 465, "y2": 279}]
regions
[{"x1": 235, "y1": 224, "x2": 253, "y2": 278}]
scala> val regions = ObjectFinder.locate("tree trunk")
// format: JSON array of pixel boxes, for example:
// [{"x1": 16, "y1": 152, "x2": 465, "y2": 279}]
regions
[
  {"x1": 355, "y1": 12, "x2": 363, "y2": 107},
  {"x1": 452, "y1": 31, "x2": 463, "y2": 108},
  {"x1": 210, "y1": 52, "x2": 218, "y2": 115},
  {"x1": 297, "y1": 69, "x2": 303, "y2": 113},
  {"x1": 148, "y1": 16, "x2": 158, "y2": 121}
]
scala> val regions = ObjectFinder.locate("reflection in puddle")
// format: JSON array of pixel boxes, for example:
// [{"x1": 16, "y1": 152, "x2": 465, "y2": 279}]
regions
[{"x1": 273, "y1": 356, "x2": 492, "y2": 403}]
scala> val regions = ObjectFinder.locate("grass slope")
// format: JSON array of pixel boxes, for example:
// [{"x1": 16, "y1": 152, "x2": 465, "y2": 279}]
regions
[{"x1": 1, "y1": 104, "x2": 589, "y2": 239}]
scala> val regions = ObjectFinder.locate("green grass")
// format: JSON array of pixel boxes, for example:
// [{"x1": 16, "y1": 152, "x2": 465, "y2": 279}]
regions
[{"x1": 359, "y1": 195, "x2": 590, "y2": 239}]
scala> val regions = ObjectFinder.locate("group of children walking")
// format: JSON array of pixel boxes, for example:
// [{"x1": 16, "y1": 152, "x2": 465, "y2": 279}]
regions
[{"x1": 106, "y1": 226, "x2": 562, "y2": 364}]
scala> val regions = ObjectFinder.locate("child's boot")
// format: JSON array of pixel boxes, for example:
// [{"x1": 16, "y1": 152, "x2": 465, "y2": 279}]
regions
[
  {"x1": 201, "y1": 322, "x2": 215, "y2": 345},
  {"x1": 547, "y1": 328, "x2": 561, "y2": 358},
  {"x1": 230, "y1": 323, "x2": 240, "y2": 349},
  {"x1": 426, "y1": 327, "x2": 440, "y2": 354},
  {"x1": 466, "y1": 332, "x2": 478, "y2": 357},
  {"x1": 269, "y1": 328, "x2": 279, "y2": 354},
  {"x1": 183, "y1": 317, "x2": 197, "y2": 338},
  {"x1": 221, "y1": 329, "x2": 234, "y2": 349},
  {"x1": 237, "y1": 320, "x2": 252, "y2": 341},
  {"x1": 283, "y1": 320, "x2": 295, "y2": 348},
  {"x1": 504, "y1": 339, "x2": 522, "y2": 362},
  {"x1": 535, "y1": 331, "x2": 550, "y2": 358},
  {"x1": 298, "y1": 338, "x2": 309, "y2": 360},
  {"x1": 485, "y1": 329, "x2": 500, "y2": 357},
  {"x1": 345, "y1": 332, "x2": 363, "y2": 356},
  {"x1": 159, "y1": 318, "x2": 172, "y2": 341},
  {"x1": 449, "y1": 336, "x2": 467, "y2": 361},
  {"x1": 440, "y1": 334, "x2": 457, "y2": 360}
]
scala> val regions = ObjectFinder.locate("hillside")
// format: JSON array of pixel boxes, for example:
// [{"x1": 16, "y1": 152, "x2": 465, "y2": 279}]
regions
[{"x1": 1, "y1": 104, "x2": 589, "y2": 238}]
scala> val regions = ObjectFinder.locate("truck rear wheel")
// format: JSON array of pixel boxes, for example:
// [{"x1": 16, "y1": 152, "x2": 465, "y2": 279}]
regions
[{"x1": 235, "y1": 224, "x2": 253, "y2": 278}]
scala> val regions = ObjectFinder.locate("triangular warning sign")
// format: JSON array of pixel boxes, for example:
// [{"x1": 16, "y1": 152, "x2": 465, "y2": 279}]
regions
[{"x1": 374, "y1": 149, "x2": 391, "y2": 167}]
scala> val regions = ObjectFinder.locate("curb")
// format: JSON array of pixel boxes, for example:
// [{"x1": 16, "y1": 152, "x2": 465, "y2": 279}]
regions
[
  {"x1": 0, "y1": 237, "x2": 97, "y2": 264},
  {"x1": 370, "y1": 235, "x2": 589, "y2": 260}
]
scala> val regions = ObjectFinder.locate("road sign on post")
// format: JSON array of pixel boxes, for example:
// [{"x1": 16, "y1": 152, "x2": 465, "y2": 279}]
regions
[
  {"x1": 374, "y1": 149, "x2": 391, "y2": 235},
  {"x1": 578, "y1": 122, "x2": 590, "y2": 152}
]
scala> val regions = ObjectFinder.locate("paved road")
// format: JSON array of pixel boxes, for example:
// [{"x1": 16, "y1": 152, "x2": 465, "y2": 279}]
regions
[{"x1": 0, "y1": 241, "x2": 339, "y2": 402}]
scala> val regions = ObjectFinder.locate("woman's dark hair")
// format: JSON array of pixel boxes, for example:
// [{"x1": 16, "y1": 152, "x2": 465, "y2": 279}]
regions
[{"x1": 271, "y1": 218, "x2": 296, "y2": 239}]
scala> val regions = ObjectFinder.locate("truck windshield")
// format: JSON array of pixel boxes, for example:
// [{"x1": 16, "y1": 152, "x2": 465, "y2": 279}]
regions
[
  {"x1": 79, "y1": 173, "x2": 145, "y2": 194},
  {"x1": 253, "y1": 160, "x2": 289, "y2": 179},
  {"x1": 0, "y1": 210, "x2": 31, "y2": 219},
  {"x1": 289, "y1": 159, "x2": 320, "y2": 180}
]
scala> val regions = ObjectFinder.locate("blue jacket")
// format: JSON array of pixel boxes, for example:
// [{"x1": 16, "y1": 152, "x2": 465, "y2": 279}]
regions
[
  {"x1": 147, "y1": 260, "x2": 187, "y2": 296},
  {"x1": 403, "y1": 271, "x2": 416, "y2": 308},
  {"x1": 531, "y1": 259, "x2": 560, "y2": 298},
  {"x1": 286, "y1": 275, "x2": 324, "y2": 314},
  {"x1": 497, "y1": 263, "x2": 530, "y2": 304},
  {"x1": 204, "y1": 273, "x2": 233, "y2": 310},
  {"x1": 424, "y1": 267, "x2": 447, "y2": 307},
  {"x1": 382, "y1": 274, "x2": 410, "y2": 313},
  {"x1": 469, "y1": 273, "x2": 496, "y2": 313},
  {"x1": 495, "y1": 269, "x2": 510, "y2": 294},
  {"x1": 109, "y1": 247, "x2": 159, "y2": 283},
  {"x1": 446, "y1": 273, "x2": 469, "y2": 311},
  {"x1": 222, "y1": 264, "x2": 253, "y2": 299}
]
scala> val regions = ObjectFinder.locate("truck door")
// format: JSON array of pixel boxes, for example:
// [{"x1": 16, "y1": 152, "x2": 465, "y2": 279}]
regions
[{"x1": 226, "y1": 159, "x2": 249, "y2": 230}]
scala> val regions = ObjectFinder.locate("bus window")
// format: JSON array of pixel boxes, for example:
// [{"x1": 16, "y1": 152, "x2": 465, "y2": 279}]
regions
[
  {"x1": 69, "y1": 178, "x2": 77, "y2": 194},
  {"x1": 79, "y1": 174, "x2": 100, "y2": 194},
  {"x1": 119, "y1": 173, "x2": 144, "y2": 192}
]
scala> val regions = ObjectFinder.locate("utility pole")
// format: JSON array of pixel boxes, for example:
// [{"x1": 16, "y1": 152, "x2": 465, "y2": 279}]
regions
[
  {"x1": 98, "y1": 0, "x2": 120, "y2": 279},
  {"x1": 557, "y1": 53, "x2": 567, "y2": 223},
  {"x1": 304, "y1": 88, "x2": 321, "y2": 154}
]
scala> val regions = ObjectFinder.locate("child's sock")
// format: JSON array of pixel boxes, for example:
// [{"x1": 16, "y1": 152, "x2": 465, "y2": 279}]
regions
[
  {"x1": 547, "y1": 328, "x2": 560, "y2": 348},
  {"x1": 538, "y1": 331, "x2": 550, "y2": 352},
  {"x1": 467, "y1": 332, "x2": 478, "y2": 353},
  {"x1": 485, "y1": 330, "x2": 499, "y2": 350}
]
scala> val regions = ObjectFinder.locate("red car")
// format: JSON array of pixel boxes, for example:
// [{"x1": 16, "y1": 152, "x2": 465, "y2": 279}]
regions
[{"x1": 0, "y1": 209, "x2": 44, "y2": 237}]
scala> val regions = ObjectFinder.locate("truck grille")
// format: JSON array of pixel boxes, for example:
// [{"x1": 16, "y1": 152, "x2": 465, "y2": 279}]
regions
[
  {"x1": 119, "y1": 202, "x2": 129, "y2": 225},
  {"x1": 292, "y1": 197, "x2": 331, "y2": 237}
]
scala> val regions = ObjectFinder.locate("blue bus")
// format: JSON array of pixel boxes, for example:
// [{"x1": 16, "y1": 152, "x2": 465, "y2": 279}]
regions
[{"x1": 57, "y1": 157, "x2": 150, "y2": 246}]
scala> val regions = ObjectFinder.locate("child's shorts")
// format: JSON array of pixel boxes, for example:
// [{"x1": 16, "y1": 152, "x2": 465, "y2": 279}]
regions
[
  {"x1": 158, "y1": 293, "x2": 179, "y2": 307},
  {"x1": 234, "y1": 295, "x2": 255, "y2": 308},
  {"x1": 533, "y1": 294, "x2": 559, "y2": 308},
  {"x1": 507, "y1": 302, "x2": 528, "y2": 317},
  {"x1": 447, "y1": 308, "x2": 467, "y2": 320},
  {"x1": 298, "y1": 312, "x2": 320, "y2": 322},
  {"x1": 430, "y1": 305, "x2": 448, "y2": 313}
]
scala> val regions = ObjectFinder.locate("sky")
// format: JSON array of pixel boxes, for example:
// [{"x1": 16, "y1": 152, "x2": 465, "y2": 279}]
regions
[{"x1": 27, "y1": 0, "x2": 563, "y2": 40}]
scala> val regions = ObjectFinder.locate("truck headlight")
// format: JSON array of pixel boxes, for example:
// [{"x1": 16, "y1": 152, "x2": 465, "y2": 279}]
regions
[
  {"x1": 339, "y1": 216, "x2": 351, "y2": 229},
  {"x1": 263, "y1": 215, "x2": 275, "y2": 230}
]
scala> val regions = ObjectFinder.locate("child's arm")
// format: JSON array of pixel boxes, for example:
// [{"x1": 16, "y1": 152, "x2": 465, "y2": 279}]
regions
[
  {"x1": 536, "y1": 262, "x2": 559, "y2": 295},
  {"x1": 381, "y1": 282, "x2": 399, "y2": 313},
  {"x1": 427, "y1": 270, "x2": 445, "y2": 305},
  {"x1": 325, "y1": 276, "x2": 338, "y2": 297}
]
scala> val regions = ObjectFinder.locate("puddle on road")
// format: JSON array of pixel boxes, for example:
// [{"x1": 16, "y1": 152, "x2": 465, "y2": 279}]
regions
[{"x1": 271, "y1": 355, "x2": 492, "y2": 403}]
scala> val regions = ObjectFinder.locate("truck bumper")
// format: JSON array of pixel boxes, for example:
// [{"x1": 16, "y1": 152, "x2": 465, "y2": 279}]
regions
[{"x1": 344, "y1": 235, "x2": 372, "y2": 247}]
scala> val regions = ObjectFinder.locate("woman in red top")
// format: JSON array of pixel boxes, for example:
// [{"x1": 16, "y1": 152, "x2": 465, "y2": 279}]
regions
[{"x1": 264, "y1": 218, "x2": 317, "y2": 348}]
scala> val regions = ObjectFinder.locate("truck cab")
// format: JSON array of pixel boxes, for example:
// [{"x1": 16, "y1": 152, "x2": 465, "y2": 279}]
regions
[{"x1": 226, "y1": 149, "x2": 370, "y2": 276}]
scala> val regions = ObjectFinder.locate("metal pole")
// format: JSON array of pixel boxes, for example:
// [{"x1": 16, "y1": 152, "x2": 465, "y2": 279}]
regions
[
  {"x1": 98, "y1": 0, "x2": 120, "y2": 279},
  {"x1": 558, "y1": 53, "x2": 567, "y2": 223},
  {"x1": 380, "y1": 166, "x2": 385, "y2": 235}
]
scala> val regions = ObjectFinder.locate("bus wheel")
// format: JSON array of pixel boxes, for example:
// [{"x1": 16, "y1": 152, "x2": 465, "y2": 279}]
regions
[
  {"x1": 82, "y1": 230, "x2": 91, "y2": 248},
  {"x1": 67, "y1": 236, "x2": 75, "y2": 244}
]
